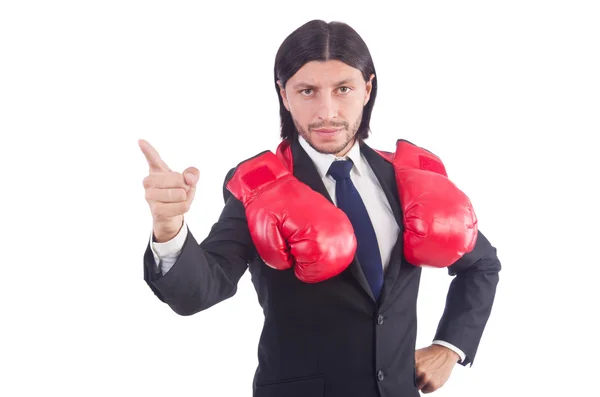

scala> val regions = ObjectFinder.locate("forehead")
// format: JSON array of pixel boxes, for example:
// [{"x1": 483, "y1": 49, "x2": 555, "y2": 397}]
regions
[{"x1": 287, "y1": 60, "x2": 363, "y2": 87}]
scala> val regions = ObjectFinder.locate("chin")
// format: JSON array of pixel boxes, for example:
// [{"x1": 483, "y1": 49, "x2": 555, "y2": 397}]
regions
[{"x1": 312, "y1": 138, "x2": 350, "y2": 155}]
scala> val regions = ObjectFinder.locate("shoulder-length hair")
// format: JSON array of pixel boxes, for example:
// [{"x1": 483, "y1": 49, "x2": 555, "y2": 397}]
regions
[{"x1": 274, "y1": 20, "x2": 378, "y2": 140}]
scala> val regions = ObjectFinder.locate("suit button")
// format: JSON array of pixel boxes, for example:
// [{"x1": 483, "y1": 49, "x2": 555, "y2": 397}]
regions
[
  {"x1": 377, "y1": 370, "x2": 385, "y2": 381},
  {"x1": 377, "y1": 315, "x2": 384, "y2": 325}
]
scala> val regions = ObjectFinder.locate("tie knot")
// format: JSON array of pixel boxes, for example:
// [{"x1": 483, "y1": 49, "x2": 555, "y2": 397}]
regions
[{"x1": 328, "y1": 160, "x2": 353, "y2": 181}]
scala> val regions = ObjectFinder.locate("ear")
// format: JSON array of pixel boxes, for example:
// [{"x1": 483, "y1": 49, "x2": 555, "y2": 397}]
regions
[
  {"x1": 277, "y1": 80, "x2": 290, "y2": 111},
  {"x1": 364, "y1": 73, "x2": 375, "y2": 106}
]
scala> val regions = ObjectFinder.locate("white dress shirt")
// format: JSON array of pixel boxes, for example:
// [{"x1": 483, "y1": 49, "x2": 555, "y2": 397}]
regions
[{"x1": 148, "y1": 135, "x2": 465, "y2": 363}]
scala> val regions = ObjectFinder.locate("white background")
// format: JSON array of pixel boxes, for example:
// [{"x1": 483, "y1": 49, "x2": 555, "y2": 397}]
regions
[{"x1": 1, "y1": 1, "x2": 599, "y2": 396}]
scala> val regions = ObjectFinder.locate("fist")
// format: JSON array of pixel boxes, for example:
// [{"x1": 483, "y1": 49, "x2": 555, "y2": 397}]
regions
[
  {"x1": 139, "y1": 139, "x2": 199, "y2": 242},
  {"x1": 415, "y1": 344, "x2": 459, "y2": 393}
]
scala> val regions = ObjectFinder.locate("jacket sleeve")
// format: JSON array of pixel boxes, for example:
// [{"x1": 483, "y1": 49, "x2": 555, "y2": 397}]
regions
[
  {"x1": 432, "y1": 230, "x2": 501, "y2": 366},
  {"x1": 143, "y1": 168, "x2": 257, "y2": 316}
]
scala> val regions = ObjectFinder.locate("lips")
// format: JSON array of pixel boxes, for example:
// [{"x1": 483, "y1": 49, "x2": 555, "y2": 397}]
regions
[{"x1": 314, "y1": 128, "x2": 341, "y2": 133}]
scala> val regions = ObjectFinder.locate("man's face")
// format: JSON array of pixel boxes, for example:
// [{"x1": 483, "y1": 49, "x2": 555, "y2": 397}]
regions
[{"x1": 278, "y1": 60, "x2": 374, "y2": 157}]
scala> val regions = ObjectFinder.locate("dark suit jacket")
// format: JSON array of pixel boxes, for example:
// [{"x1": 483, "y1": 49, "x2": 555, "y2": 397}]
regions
[{"x1": 143, "y1": 137, "x2": 501, "y2": 397}]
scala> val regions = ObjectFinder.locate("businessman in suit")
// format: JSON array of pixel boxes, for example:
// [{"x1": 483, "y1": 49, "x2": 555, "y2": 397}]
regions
[{"x1": 140, "y1": 19, "x2": 500, "y2": 397}]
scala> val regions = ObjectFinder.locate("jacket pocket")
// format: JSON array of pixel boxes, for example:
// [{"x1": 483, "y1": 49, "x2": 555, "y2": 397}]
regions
[{"x1": 255, "y1": 375, "x2": 324, "y2": 397}]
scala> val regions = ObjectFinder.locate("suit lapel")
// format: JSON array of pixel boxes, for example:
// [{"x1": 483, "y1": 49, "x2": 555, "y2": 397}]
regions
[{"x1": 290, "y1": 138, "x2": 334, "y2": 203}]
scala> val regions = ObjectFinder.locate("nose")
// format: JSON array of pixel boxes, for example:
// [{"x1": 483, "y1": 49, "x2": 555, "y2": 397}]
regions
[{"x1": 315, "y1": 94, "x2": 338, "y2": 121}]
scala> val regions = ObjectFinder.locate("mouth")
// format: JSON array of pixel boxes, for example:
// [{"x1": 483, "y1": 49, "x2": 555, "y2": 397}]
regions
[{"x1": 313, "y1": 128, "x2": 342, "y2": 135}]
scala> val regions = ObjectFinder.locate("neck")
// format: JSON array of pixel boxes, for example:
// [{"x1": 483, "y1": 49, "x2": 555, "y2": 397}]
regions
[{"x1": 335, "y1": 137, "x2": 358, "y2": 158}]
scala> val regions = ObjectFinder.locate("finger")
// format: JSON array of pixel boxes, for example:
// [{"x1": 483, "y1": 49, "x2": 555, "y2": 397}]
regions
[
  {"x1": 150, "y1": 201, "x2": 190, "y2": 220},
  {"x1": 143, "y1": 172, "x2": 190, "y2": 190},
  {"x1": 183, "y1": 166, "x2": 200, "y2": 187},
  {"x1": 139, "y1": 139, "x2": 171, "y2": 173},
  {"x1": 416, "y1": 373, "x2": 427, "y2": 390},
  {"x1": 145, "y1": 188, "x2": 187, "y2": 203}
]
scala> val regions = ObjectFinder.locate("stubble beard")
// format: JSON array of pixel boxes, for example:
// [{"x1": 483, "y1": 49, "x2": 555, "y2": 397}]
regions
[{"x1": 293, "y1": 113, "x2": 363, "y2": 156}]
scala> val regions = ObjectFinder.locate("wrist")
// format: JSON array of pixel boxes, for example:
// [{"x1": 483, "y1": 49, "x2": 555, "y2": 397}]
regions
[
  {"x1": 430, "y1": 343, "x2": 461, "y2": 363},
  {"x1": 153, "y1": 217, "x2": 183, "y2": 243},
  {"x1": 442, "y1": 346, "x2": 460, "y2": 363}
]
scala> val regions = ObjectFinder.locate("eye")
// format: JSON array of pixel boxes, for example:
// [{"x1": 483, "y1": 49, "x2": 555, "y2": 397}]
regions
[
  {"x1": 300, "y1": 89, "x2": 313, "y2": 96},
  {"x1": 338, "y1": 86, "x2": 352, "y2": 94}
]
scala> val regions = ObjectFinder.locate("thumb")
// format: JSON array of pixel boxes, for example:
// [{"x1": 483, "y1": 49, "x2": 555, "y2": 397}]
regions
[
  {"x1": 183, "y1": 166, "x2": 199, "y2": 187},
  {"x1": 182, "y1": 166, "x2": 199, "y2": 207}
]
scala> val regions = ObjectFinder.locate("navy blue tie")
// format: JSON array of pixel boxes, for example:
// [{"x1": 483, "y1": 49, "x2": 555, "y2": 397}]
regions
[{"x1": 328, "y1": 160, "x2": 383, "y2": 300}]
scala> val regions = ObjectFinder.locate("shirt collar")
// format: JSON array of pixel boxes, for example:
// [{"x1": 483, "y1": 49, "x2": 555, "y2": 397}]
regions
[{"x1": 298, "y1": 134, "x2": 364, "y2": 179}]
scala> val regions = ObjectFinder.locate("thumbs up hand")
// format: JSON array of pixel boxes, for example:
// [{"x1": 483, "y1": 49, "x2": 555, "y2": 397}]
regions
[{"x1": 139, "y1": 139, "x2": 199, "y2": 242}]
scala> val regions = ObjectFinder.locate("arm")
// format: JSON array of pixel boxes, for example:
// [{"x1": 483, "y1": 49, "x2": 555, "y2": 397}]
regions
[
  {"x1": 143, "y1": 168, "x2": 257, "y2": 316},
  {"x1": 432, "y1": 230, "x2": 501, "y2": 366},
  {"x1": 149, "y1": 221, "x2": 189, "y2": 276}
]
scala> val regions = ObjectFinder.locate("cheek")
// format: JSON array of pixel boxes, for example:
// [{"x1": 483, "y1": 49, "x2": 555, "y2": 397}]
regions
[
  {"x1": 344, "y1": 99, "x2": 365, "y2": 117},
  {"x1": 289, "y1": 100, "x2": 312, "y2": 121}
]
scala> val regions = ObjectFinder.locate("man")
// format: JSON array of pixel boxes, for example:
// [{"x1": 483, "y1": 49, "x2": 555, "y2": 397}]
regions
[{"x1": 140, "y1": 19, "x2": 500, "y2": 397}]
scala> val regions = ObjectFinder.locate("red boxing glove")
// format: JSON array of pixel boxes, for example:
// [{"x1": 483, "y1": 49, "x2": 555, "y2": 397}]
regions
[
  {"x1": 391, "y1": 140, "x2": 478, "y2": 268},
  {"x1": 226, "y1": 151, "x2": 357, "y2": 282}
]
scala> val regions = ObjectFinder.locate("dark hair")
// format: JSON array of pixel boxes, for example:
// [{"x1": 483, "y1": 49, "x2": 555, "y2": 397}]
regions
[{"x1": 274, "y1": 20, "x2": 378, "y2": 140}]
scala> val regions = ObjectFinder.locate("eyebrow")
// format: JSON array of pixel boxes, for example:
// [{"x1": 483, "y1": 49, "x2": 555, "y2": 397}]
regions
[{"x1": 291, "y1": 78, "x2": 357, "y2": 90}]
